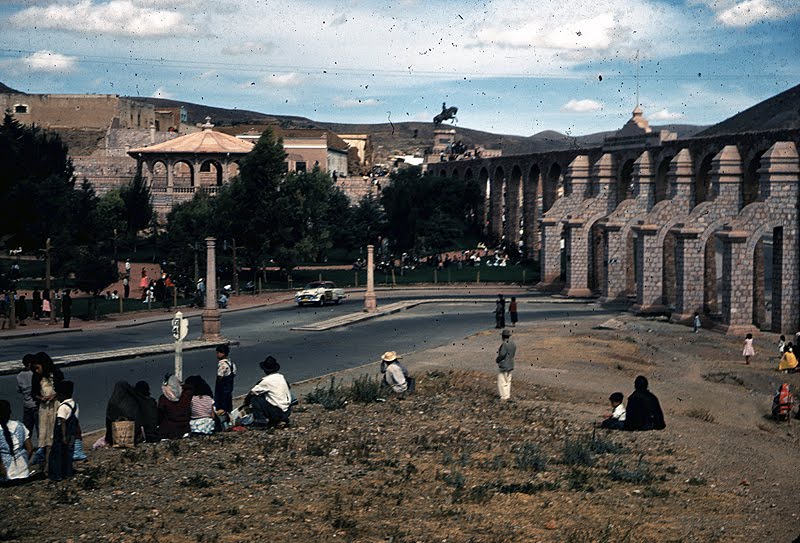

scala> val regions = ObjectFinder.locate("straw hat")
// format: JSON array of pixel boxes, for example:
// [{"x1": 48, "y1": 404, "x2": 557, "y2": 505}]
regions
[{"x1": 381, "y1": 351, "x2": 398, "y2": 362}]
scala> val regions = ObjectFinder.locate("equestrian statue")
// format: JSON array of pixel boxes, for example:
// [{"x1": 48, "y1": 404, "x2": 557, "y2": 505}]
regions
[{"x1": 433, "y1": 102, "x2": 458, "y2": 126}]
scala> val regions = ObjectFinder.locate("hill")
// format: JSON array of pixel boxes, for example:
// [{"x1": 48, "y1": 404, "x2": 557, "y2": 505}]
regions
[
  {"x1": 0, "y1": 82, "x2": 22, "y2": 94},
  {"x1": 696, "y1": 82, "x2": 800, "y2": 137}
]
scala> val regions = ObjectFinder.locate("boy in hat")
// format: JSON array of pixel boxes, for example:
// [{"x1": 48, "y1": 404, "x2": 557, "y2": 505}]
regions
[{"x1": 381, "y1": 351, "x2": 408, "y2": 394}]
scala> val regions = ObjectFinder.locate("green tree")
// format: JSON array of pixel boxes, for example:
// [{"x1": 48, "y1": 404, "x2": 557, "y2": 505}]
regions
[
  {"x1": 119, "y1": 173, "x2": 153, "y2": 250},
  {"x1": 350, "y1": 192, "x2": 386, "y2": 250},
  {"x1": 164, "y1": 192, "x2": 217, "y2": 288}
]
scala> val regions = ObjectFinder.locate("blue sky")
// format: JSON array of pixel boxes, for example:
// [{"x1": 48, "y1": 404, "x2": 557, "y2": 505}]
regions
[{"x1": 0, "y1": 0, "x2": 798, "y2": 136}]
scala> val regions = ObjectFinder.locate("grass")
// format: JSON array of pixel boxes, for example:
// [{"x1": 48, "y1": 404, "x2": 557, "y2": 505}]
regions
[
  {"x1": 562, "y1": 438, "x2": 596, "y2": 467},
  {"x1": 608, "y1": 455, "x2": 654, "y2": 484},
  {"x1": 304, "y1": 376, "x2": 349, "y2": 410},
  {"x1": 684, "y1": 408, "x2": 716, "y2": 423},
  {"x1": 514, "y1": 443, "x2": 548, "y2": 472}
]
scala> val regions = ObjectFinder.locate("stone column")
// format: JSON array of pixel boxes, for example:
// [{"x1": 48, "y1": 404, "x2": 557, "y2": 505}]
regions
[
  {"x1": 601, "y1": 222, "x2": 626, "y2": 302},
  {"x1": 364, "y1": 244, "x2": 377, "y2": 312},
  {"x1": 538, "y1": 217, "x2": 563, "y2": 290},
  {"x1": 668, "y1": 149, "x2": 695, "y2": 211},
  {"x1": 489, "y1": 178, "x2": 504, "y2": 243},
  {"x1": 710, "y1": 145, "x2": 742, "y2": 208},
  {"x1": 504, "y1": 177, "x2": 521, "y2": 250},
  {"x1": 717, "y1": 229, "x2": 754, "y2": 335},
  {"x1": 562, "y1": 217, "x2": 592, "y2": 297},
  {"x1": 522, "y1": 169, "x2": 539, "y2": 259},
  {"x1": 631, "y1": 224, "x2": 665, "y2": 314},
  {"x1": 166, "y1": 158, "x2": 174, "y2": 193},
  {"x1": 201, "y1": 236, "x2": 222, "y2": 341},
  {"x1": 670, "y1": 227, "x2": 703, "y2": 322}
]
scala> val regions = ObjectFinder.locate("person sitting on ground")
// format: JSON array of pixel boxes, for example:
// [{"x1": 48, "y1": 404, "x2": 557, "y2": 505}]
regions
[
  {"x1": 778, "y1": 335, "x2": 786, "y2": 354},
  {"x1": 184, "y1": 375, "x2": 216, "y2": 436},
  {"x1": 244, "y1": 356, "x2": 292, "y2": 428},
  {"x1": 380, "y1": 351, "x2": 408, "y2": 395},
  {"x1": 49, "y1": 380, "x2": 78, "y2": 481},
  {"x1": 0, "y1": 399, "x2": 33, "y2": 483},
  {"x1": 624, "y1": 376, "x2": 666, "y2": 431},
  {"x1": 104, "y1": 381, "x2": 159, "y2": 446},
  {"x1": 157, "y1": 374, "x2": 192, "y2": 440},
  {"x1": 772, "y1": 383, "x2": 794, "y2": 420},
  {"x1": 778, "y1": 343, "x2": 798, "y2": 373},
  {"x1": 599, "y1": 392, "x2": 626, "y2": 430}
]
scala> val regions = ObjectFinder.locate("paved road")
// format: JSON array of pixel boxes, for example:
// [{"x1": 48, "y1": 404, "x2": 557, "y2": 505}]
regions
[{"x1": 0, "y1": 299, "x2": 611, "y2": 433}]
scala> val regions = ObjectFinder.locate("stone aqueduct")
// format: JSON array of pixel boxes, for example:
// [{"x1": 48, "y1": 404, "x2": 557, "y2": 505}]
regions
[{"x1": 427, "y1": 128, "x2": 800, "y2": 335}]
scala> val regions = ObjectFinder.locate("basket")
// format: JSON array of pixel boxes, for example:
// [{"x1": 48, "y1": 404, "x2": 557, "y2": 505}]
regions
[{"x1": 112, "y1": 420, "x2": 136, "y2": 448}]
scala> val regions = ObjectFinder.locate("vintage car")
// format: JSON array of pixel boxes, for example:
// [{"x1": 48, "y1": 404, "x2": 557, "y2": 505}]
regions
[{"x1": 294, "y1": 281, "x2": 346, "y2": 306}]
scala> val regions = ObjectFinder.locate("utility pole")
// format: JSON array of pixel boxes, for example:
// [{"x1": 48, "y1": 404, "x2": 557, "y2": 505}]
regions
[{"x1": 201, "y1": 237, "x2": 222, "y2": 341}]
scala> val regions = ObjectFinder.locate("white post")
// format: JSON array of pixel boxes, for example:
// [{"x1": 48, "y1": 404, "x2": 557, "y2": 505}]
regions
[
  {"x1": 364, "y1": 244, "x2": 377, "y2": 312},
  {"x1": 172, "y1": 310, "x2": 186, "y2": 381}
]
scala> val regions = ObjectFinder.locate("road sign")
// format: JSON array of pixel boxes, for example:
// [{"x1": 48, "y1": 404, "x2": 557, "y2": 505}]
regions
[{"x1": 172, "y1": 311, "x2": 188, "y2": 341}]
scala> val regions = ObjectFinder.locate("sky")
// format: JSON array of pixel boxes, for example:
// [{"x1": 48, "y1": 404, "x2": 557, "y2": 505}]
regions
[{"x1": 0, "y1": 0, "x2": 798, "y2": 136}]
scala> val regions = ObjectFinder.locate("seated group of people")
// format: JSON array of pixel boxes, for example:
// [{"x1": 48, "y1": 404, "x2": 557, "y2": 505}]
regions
[
  {"x1": 598, "y1": 376, "x2": 666, "y2": 431},
  {"x1": 103, "y1": 349, "x2": 295, "y2": 445}
]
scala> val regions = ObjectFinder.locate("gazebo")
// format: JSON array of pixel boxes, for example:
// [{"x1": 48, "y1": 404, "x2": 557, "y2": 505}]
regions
[{"x1": 128, "y1": 118, "x2": 254, "y2": 212}]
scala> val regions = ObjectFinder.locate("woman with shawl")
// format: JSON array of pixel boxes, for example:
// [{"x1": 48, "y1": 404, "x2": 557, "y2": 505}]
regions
[
  {"x1": 31, "y1": 352, "x2": 63, "y2": 469},
  {"x1": 772, "y1": 383, "x2": 794, "y2": 420},
  {"x1": 105, "y1": 381, "x2": 159, "y2": 445},
  {"x1": 778, "y1": 343, "x2": 798, "y2": 372},
  {"x1": 157, "y1": 374, "x2": 192, "y2": 439}
]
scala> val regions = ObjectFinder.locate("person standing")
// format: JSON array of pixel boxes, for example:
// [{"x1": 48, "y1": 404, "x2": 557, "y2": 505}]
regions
[
  {"x1": 742, "y1": 333, "x2": 755, "y2": 365},
  {"x1": 61, "y1": 291, "x2": 72, "y2": 329},
  {"x1": 214, "y1": 344, "x2": 236, "y2": 414},
  {"x1": 16, "y1": 353, "x2": 38, "y2": 436},
  {"x1": 495, "y1": 329, "x2": 516, "y2": 401},
  {"x1": 32, "y1": 288, "x2": 42, "y2": 321},
  {"x1": 48, "y1": 380, "x2": 78, "y2": 481},
  {"x1": 42, "y1": 289, "x2": 52, "y2": 320},
  {"x1": 122, "y1": 276, "x2": 130, "y2": 299},
  {"x1": 32, "y1": 352, "x2": 63, "y2": 470},
  {"x1": 494, "y1": 294, "x2": 506, "y2": 329},
  {"x1": 693, "y1": 312, "x2": 701, "y2": 334},
  {"x1": 508, "y1": 296, "x2": 518, "y2": 327},
  {"x1": 139, "y1": 269, "x2": 149, "y2": 300}
]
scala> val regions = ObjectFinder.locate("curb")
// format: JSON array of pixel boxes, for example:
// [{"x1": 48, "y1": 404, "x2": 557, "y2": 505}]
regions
[
  {"x1": 0, "y1": 327, "x2": 84, "y2": 341},
  {"x1": 0, "y1": 340, "x2": 240, "y2": 376}
]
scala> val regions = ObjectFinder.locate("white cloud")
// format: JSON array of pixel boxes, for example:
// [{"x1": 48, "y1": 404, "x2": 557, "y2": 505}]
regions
[
  {"x1": 561, "y1": 99, "x2": 603, "y2": 113},
  {"x1": 221, "y1": 41, "x2": 273, "y2": 56},
  {"x1": 476, "y1": 13, "x2": 615, "y2": 50},
  {"x1": 25, "y1": 50, "x2": 77, "y2": 73},
  {"x1": 263, "y1": 73, "x2": 302, "y2": 87},
  {"x1": 649, "y1": 108, "x2": 685, "y2": 121},
  {"x1": 199, "y1": 70, "x2": 218, "y2": 79},
  {"x1": 692, "y1": 0, "x2": 800, "y2": 26},
  {"x1": 334, "y1": 97, "x2": 379, "y2": 108},
  {"x1": 151, "y1": 86, "x2": 174, "y2": 99},
  {"x1": 9, "y1": 0, "x2": 186, "y2": 37}
]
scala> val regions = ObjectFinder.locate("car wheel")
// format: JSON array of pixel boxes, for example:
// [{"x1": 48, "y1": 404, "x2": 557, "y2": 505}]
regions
[
  {"x1": 334, "y1": 298, "x2": 341, "y2": 305},
  {"x1": 317, "y1": 298, "x2": 324, "y2": 307}
]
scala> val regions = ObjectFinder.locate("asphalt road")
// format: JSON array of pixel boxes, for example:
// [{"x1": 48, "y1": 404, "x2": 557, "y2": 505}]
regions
[{"x1": 0, "y1": 299, "x2": 610, "y2": 433}]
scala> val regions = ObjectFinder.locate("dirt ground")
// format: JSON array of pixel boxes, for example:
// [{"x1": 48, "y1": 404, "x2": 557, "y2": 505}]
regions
[{"x1": 2, "y1": 305, "x2": 800, "y2": 542}]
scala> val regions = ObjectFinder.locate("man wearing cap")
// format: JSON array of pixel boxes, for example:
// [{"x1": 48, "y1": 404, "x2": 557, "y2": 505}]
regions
[
  {"x1": 381, "y1": 351, "x2": 408, "y2": 394},
  {"x1": 245, "y1": 356, "x2": 292, "y2": 428},
  {"x1": 496, "y1": 329, "x2": 516, "y2": 401}
]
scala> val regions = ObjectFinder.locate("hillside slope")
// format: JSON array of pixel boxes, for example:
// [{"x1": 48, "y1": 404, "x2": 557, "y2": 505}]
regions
[{"x1": 696, "y1": 83, "x2": 800, "y2": 136}]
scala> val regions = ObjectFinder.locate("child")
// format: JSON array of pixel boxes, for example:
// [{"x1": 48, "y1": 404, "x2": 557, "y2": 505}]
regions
[
  {"x1": 778, "y1": 335, "x2": 786, "y2": 354},
  {"x1": 48, "y1": 380, "x2": 78, "y2": 481},
  {"x1": 509, "y1": 297, "x2": 518, "y2": 327},
  {"x1": 693, "y1": 313, "x2": 701, "y2": 334},
  {"x1": 599, "y1": 392, "x2": 626, "y2": 430},
  {"x1": 742, "y1": 333, "x2": 755, "y2": 365},
  {"x1": 214, "y1": 344, "x2": 236, "y2": 415}
]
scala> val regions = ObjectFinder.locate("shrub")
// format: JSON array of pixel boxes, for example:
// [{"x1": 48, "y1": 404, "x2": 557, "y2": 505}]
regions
[
  {"x1": 348, "y1": 374, "x2": 383, "y2": 403},
  {"x1": 608, "y1": 455, "x2": 654, "y2": 484},
  {"x1": 590, "y1": 434, "x2": 625, "y2": 455},
  {"x1": 562, "y1": 438, "x2": 595, "y2": 467},
  {"x1": 684, "y1": 408, "x2": 715, "y2": 423},
  {"x1": 305, "y1": 376, "x2": 348, "y2": 410},
  {"x1": 514, "y1": 443, "x2": 548, "y2": 472}
]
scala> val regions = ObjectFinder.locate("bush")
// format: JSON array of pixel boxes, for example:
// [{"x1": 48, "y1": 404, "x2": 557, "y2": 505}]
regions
[
  {"x1": 608, "y1": 455, "x2": 654, "y2": 484},
  {"x1": 305, "y1": 376, "x2": 348, "y2": 410},
  {"x1": 590, "y1": 434, "x2": 625, "y2": 455},
  {"x1": 514, "y1": 443, "x2": 547, "y2": 472},
  {"x1": 562, "y1": 438, "x2": 595, "y2": 467},
  {"x1": 348, "y1": 374, "x2": 383, "y2": 403}
]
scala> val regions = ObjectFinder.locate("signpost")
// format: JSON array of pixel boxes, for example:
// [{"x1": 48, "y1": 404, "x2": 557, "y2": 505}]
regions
[{"x1": 171, "y1": 311, "x2": 189, "y2": 381}]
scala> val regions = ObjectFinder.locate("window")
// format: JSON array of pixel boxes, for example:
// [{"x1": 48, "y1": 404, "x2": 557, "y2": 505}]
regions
[
  {"x1": 295, "y1": 161, "x2": 307, "y2": 172},
  {"x1": 200, "y1": 162, "x2": 211, "y2": 172},
  {"x1": 13, "y1": 104, "x2": 28, "y2": 114}
]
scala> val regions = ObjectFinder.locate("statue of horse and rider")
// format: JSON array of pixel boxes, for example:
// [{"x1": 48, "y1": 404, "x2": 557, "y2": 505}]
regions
[{"x1": 433, "y1": 102, "x2": 458, "y2": 126}]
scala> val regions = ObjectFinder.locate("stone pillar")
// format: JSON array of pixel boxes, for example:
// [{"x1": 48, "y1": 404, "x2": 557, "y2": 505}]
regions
[
  {"x1": 709, "y1": 145, "x2": 742, "y2": 207},
  {"x1": 562, "y1": 217, "x2": 592, "y2": 297},
  {"x1": 489, "y1": 177, "x2": 504, "y2": 243},
  {"x1": 668, "y1": 149, "x2": 695, "y2": 212},
  {"x1": 564, "y1": 155, "x2": 591, "y2": 199},
  {"x1": 522, "y1": 169, "x2": 539, "y2": 259},
  {"x1": 201, "y1": 236, "x2": 222, "y2": 341},
  {"x1": 592, "y1": 154, "x2": 618, "y2": 210},
  {"x1": 166, "y1": 158, "x2": 174, "y2": 192},
  {"x1": 538, "y1": 217, "x2": 562, "y2": 290},
  {"x1": 717, "y1": 229, "x2": 754, "y2": 335},
  {"x1": 601, "y1": 223, "x2": 626, "y2": 302},
  {"x1": 631, "y1": 224, "x2": 665, "y2": 314},
  {"x1": 670, "y1": 227, "x2": 703, "y2": 322},
  {"x1": 364, "y1": 244, "x2": 377, "y2": 312},
  {"x1": 504, "y1": 176, "x2": 521, "y2": 249}
]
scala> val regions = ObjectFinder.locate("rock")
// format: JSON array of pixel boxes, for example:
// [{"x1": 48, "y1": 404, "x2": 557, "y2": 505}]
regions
[
  {"x1": 545, "y1": 520, "x2": 557, "y2": 530},
  {"x1": 594, "y1": 318, "x2": 625, "y2": 330}
]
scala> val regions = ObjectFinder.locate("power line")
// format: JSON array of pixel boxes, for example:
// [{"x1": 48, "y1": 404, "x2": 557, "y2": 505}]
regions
[{"x1": 0, "y1": 47, "x2": 795, "y2": 82}]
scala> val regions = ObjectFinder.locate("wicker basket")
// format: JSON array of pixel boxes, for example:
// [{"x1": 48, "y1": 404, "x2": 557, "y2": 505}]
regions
[{"x1": 112, "y1": 420, "x2": 136, "y2": 448}]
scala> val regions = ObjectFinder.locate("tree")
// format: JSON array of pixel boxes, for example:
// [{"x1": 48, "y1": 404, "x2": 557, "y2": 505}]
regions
[
  {"x1": 380, "y1": 167, "x2": 483, "y2": 256},
  {"x1": 164, "y1": 192, "x2": 217, "y2": 290},
  {"x1": 350, "y1": 193, "x2": 386, "y2": 250},
  {"x1": 119, "y1": 174, "x2": 153, "y2": 250}
]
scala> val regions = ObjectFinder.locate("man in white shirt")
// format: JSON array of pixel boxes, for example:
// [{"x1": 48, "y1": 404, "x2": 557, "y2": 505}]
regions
[
  {"x1": 246, "y1": 356, "x2": 292, "y2": 428},
  {"x1": 381, "y1": 351, "x2": 408, "y2": 394}
]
